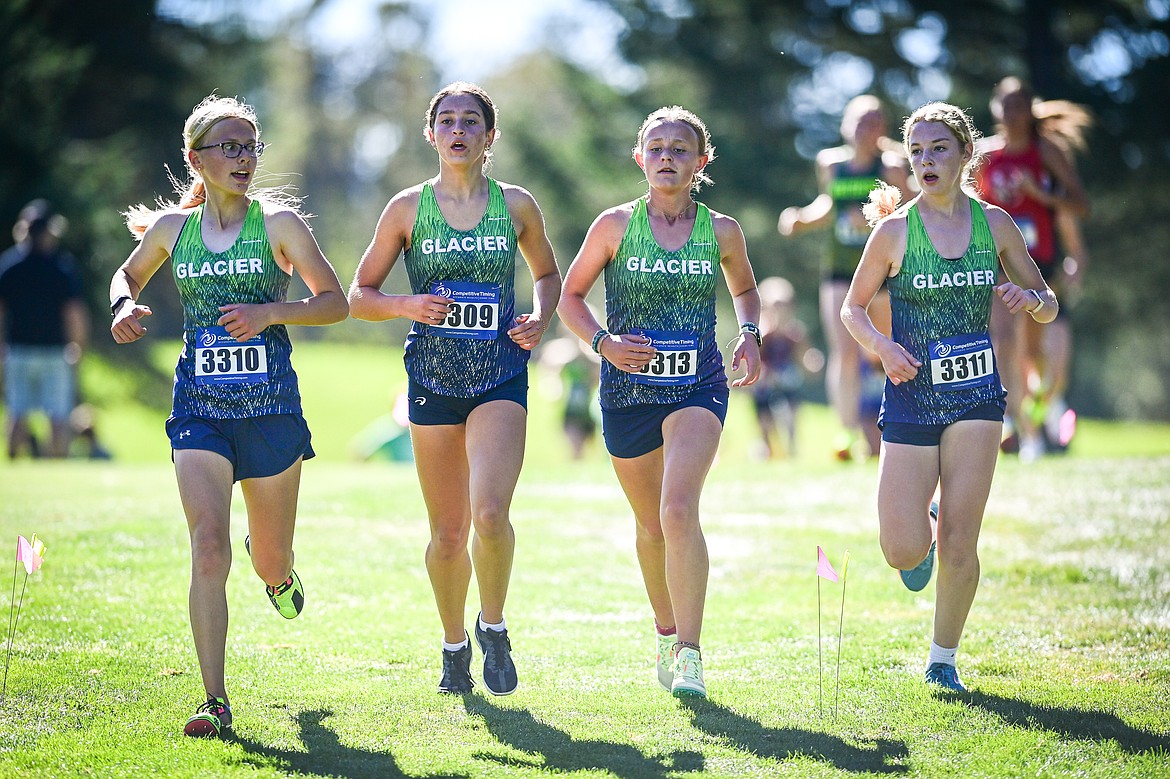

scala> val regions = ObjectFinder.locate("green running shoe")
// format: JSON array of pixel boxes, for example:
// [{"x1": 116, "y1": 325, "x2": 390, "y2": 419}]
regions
[
  {"x1": 670, "y1": 646, "x2": 706, "y2": 699},
  {"x1": 267, "y1": 572, "x2": 304, "y2": 619},
  {"x1": 899, "y1": 501, "x2": 938, "y2": 592},
  {"x1": 184, "y1": 695, "x2": 232, "y2": 738},
  {"x1": 656, "y1": 630, "x2": 676, "y2": 691},
  {"x1": 245, "y1": 535, "x2": 304, "y2": 619}
]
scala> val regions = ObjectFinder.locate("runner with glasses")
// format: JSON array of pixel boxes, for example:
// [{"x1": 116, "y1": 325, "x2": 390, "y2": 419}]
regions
[
  {"x1": 110, "y1": 94, "x2": 348, "y2": 737},
  {"x1": 192, "y1": 141, "x2": 267, "y2": 158}
]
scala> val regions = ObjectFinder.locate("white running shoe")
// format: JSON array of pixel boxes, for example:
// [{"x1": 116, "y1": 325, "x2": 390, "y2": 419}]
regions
[
  {"x1": 671, "y1": 646, "x2": 706, "y2": 698},
  {"x1": 656, "y1": 630, "x2": 676, "y2": 690}
]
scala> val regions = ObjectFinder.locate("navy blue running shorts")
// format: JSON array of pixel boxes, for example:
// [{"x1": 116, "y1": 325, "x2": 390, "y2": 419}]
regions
[
  {"x1": 408, "y1": 370, "x2": 528, "y2": 426},
  {"x1": 602, "y1": 384, "x2": 730, "y2": 459},
  {"x1": 166, "y1": 413, "x2": 315, "y2": 481},
  {"x1": 880, "y1": 401, "x2": 1005, "y2": 447}
]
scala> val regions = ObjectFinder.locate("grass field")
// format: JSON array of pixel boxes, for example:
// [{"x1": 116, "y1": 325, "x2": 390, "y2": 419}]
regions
[{"x1": 1, "y1": 342, "x2": 1168, "y2": 778}]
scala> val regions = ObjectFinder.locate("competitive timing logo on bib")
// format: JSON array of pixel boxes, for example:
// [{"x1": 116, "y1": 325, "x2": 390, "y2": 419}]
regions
[
  {"x1": 931, "y1": 337, "x2": 988, "y2": 358},
  {"x1": 432, "y1": 282, "x2": 499, "y2": 301},
  {"x1": 199, "y1": 330, "x2": 219, "y2": 348}
]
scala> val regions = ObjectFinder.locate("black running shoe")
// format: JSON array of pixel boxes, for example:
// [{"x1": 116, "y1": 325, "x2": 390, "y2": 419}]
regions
[
  {"x1": 474, "y1": 616, "x2": 518, "y2": 696},
  {"x1": 439, "y1": 641, "x2": 474, "y2": 694}
]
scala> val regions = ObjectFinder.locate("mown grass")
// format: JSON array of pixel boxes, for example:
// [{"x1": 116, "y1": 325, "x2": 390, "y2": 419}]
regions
[{"x1": 0, "y1": 341, "x2": 1167, "y2": 778}]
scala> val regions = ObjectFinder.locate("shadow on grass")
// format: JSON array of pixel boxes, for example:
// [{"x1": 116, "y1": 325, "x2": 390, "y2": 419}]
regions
[
  {"x1": 464, "y1": 695, "x2": 704, "y2": 777},
  {"x1": 680, "y1": 698, "x2": 910, "y2": 774},
  {"x1": 950, "y1": 690, "x2": 1170, "y2": 754},
  {"x1": 226, "y1": 708, "x2": 467, "y2": 779}
]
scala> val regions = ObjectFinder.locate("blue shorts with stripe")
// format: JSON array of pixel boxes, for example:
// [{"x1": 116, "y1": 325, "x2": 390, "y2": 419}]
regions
[
  {"x1": 601, "y1": 384, "x2": 729, "y2": 459},
  {"x1": 407, "y1": 370, "x2": 528, "y2": 426}
]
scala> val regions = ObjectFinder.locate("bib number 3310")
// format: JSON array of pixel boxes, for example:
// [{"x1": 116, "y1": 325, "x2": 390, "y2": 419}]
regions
[{"x1": 194, "y1": 326, "x2": 268, "y2": 386}]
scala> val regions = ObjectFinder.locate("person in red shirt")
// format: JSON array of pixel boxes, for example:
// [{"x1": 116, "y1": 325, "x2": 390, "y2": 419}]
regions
[{"x1": 976, "y1": 77, "x2": 1091, "y2": 460}]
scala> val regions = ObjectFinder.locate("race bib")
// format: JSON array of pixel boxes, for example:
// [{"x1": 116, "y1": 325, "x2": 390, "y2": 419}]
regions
[
  {"x1": 429, "y1": 281, "x2": 500, "y2": 340},
  {"x1": 631, "y1": 329, "x2": 699, "y2": 387},
  {"x1": 929, "y1": 332, "x2": 995, "y2": 392},
  {"x1": 194, "y1": 326, "x2": 268, "y2": 386}
]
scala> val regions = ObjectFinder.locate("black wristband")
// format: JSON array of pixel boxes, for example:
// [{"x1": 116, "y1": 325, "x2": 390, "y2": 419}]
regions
[{"x1": 111, "y1": 295, "x2": 132, "y2": 316}]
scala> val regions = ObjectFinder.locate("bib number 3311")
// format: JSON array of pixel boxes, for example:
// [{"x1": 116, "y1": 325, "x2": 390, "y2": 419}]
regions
[
  {"x1": 929, "y1": 332, "x2": 994, "y2": 392},
  {"x1": 194, "y1": 326, "x2": 268, "y2": 386},
  {"x1": 429, "y1": 281, "x2": 500, "y2": 340}
]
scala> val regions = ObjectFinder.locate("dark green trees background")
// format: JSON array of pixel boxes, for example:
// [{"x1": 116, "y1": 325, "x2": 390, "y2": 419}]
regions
[{"x1": 2, "y1": 0, "x2": 1167, "y2": 419}]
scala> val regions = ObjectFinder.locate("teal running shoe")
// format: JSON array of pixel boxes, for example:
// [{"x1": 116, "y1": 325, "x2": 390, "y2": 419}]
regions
[
  {"x1": 184, "y1": 695, "x2": 232, "y2": 738},
  {"x1": 900, "y1": 502, "x2": 938, "y2": 592},
  {"x1": 925, "y1": 662, "x2": 968, "y2": 692}
]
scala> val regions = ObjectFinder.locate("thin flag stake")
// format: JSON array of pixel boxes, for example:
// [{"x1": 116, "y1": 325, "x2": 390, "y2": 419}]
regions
[
  {"x1": 834, "y1": 550, "x2": 851, "y2": 721},
  {"x1": 3, "y1": 535, "x2": 45, "y2": 705},
  {"x1": 816, "y1": 546, "x2": 839, "y2": 720}
]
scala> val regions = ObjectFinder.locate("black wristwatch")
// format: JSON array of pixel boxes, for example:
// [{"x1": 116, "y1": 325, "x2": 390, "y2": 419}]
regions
[{"x1": 111, "y1": 295, "x2": 133, "y2": 316}]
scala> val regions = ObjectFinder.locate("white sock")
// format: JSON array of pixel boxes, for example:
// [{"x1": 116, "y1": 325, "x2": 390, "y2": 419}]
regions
[
  {"x1": 479, "y1": 615, "x2": 506, "y2": 633},
  {"x1": 442, "y1": 634, "x2": 469, "y2": 652},
  {"x1": 929, "y1": 641, "x2": 958, "y2": 667}
]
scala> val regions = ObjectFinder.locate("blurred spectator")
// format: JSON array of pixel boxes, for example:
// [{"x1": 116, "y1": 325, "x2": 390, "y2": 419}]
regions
[
  {"x1": 539, "y1": 326, "x2": 601, "y2": 460},
  {"x1": 749, "y1": 277, "x2": 816, "y2": 460},
  {"x1": 778, "y1": 96, "x2": 909, "y2": 460},
  {"x1": 0, "y1": 199, "x2": 88, "y2": 458}
]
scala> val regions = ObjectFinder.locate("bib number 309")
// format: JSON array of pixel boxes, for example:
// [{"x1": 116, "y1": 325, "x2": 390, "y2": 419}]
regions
[
  {"x1": 194, "y1": 327, "x2": 268, "y2": 386},
  {"x1": 429, "y1": 281, "x2": 500, "y2": 340}
]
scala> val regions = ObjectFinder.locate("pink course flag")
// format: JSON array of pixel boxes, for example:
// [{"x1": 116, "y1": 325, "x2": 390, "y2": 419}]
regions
[
  {"x1": 817, "y1": 545, "x2": 839, "y2": 582},
  {"x1": 16, "y1": 535, "x2": 45, "y2": 575}
]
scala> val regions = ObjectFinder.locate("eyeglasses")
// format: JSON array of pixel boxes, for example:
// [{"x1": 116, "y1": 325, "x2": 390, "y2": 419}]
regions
[{"x1": 192, "y1": 141, "x2": 266, "y2": 158}]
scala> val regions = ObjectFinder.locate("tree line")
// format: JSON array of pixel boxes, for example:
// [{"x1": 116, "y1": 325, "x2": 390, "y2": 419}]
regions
[{"x1": 2, "y1": 0, "x2": 1166, "y2": 419}]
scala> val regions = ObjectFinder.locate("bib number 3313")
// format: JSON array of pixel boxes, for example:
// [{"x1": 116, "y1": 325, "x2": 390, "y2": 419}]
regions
[
  {"x1": 194, "y1": 326, "x2": 268, "y2": 386},
  {"x1": 929, "y1": 332, "x2": 994, "y2": 392},
  {"x1": 429, "y1": 281, "x2": 500, "y2": 340},
  {"x1": 631, "y1": 329, "x2": 699, "y2": 387}
]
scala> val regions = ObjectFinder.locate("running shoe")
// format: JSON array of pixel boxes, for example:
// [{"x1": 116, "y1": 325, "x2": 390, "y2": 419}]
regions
[
  {"x1": 1019, "y1": 435, "x2": 1046, "y2": 463},
  {"x1": 184, "y1": 695, "x2": 232, "y2": 738},
  {"x1": 267, "y1": 573, "x2": 304, "y2": 619},
  {"x1": 999, "y1": 417, "x2": 1019, "y2": 454},
  {"x1": 833, "y1": 431, "x2": 857, "y2": 462},
  {"x1": 670, "y1": 646, "x2": 706, "y2": 699},
  {"x1": 438, "y1": 642, "x2": 474, "y2": 694},
  {"x1": 244, "y1": 535, "x2": 304, "y2": 619},
  {"x1": 474, "y1": 617, "x2": 518, "y2": 696},
  {"x1": 899, "y1": 502, "x2": 938, "y2": 592},
  {"x1": 925, "y1": 662, "x2": 968, "y2": 692},
  {"x1": 656, "y1": 630, "x2": 677, "y2": 691}
]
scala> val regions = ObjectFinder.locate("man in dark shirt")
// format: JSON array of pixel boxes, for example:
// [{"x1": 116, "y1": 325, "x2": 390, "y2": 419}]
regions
[{"x1": 0, "y1": 200, "x2": 88, "y2": 458}]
